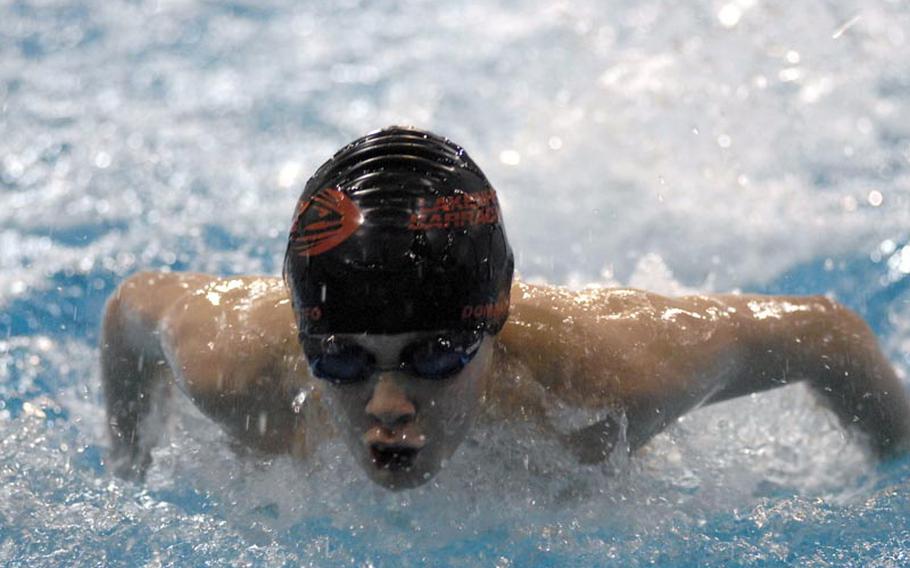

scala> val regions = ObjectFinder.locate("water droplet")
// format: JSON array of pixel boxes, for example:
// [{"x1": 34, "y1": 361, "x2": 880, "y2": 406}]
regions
[
  {"x1": 867, "y1": 190, "x2": 883, "y2": 207},
  {"x1": 717, "y1": 3, "x2": 742, "y2": 28},
  {"x1": 778, "y1": 68, "x2": 802, "y2": 83},
  {"x1": 292, "y1": 389, "x2": 310, "y2": 414},
  {"x1": 278, "y1": 162, "x2": 302, "y2": 188},
  {"x1": 499, "y1": 150, "x2": 521, "y2": 166},
  {"x1": 94, "y1": 151, "x2": 112, "y2": 169}
]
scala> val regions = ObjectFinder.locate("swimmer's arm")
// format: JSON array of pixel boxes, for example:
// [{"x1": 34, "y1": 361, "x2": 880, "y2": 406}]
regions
[
  {"x1": 160, "y1": 283, "x2": 314, "y2": 457},
  {"x1": 499, "y1": 285, "x2": 910, "y2": 459},
  {"x1": 101, "y1": 272, "x2": 212, "y2": 480},
  {"x1": 704, "y1": 295, "x2": 910, "y2": 458},
  {"x1": 169, "y1": 343, "x2": 309, "y2": 456}
]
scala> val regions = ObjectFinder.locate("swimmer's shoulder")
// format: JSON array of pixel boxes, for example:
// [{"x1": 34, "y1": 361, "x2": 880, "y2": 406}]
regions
[
  {"x1": 501, "y1": 280, "x2": 743, "y2": 340},
  {"x1": 107, "y1": 271, "x2": 217, "y2": 334},
  {"x1": 149, "y1": 273, "x2": 304, "y2": 398},
  {"x1": 504, "y1": 281, "x2": 668, "y2": 319},
  {"x1": 492, "y1": 282, "x2": 740, "y2": 409},
  {"x1": 490, "y1": 282, "x2": 660, "y2": 413},
  {"x1": 499, "y1": 281, "x2": 670, "y2": 348},
  {"x1": 158, "y1": 273, "x2": 295, "y2": 335}
]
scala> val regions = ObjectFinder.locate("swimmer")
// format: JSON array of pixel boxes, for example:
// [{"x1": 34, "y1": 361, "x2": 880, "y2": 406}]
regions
[{"x1": 101, "y1": 126, "x2": 910, "y2": 489}]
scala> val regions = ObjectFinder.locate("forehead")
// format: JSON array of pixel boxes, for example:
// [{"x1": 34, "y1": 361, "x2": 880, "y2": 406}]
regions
[{"x1": 306, "y1": 331, "x2": 441, "y2": 352}]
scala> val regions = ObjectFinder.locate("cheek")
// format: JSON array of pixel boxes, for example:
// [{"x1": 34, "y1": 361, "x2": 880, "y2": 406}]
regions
[
  {"x1": 423, "y1": 376, "x2": 482, "y2": 430},
  {"x1": 322, "y1": 388, "x2": 367, "y2": 426}
]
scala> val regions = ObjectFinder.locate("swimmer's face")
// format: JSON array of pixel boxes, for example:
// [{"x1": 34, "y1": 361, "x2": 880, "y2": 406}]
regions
[{"x1": 302, "y1": 330, "x2": 493, "y2": 490}]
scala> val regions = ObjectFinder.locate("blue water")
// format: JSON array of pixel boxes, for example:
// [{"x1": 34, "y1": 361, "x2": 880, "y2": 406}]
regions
[{"x1": 3, "y1": 0, "x2": 910, "y2": 565}]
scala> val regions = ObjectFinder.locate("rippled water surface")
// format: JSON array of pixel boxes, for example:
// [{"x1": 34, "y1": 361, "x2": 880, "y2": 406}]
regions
[{"x1": 2, "y1": 0, "x2": 910, "y2": 565}]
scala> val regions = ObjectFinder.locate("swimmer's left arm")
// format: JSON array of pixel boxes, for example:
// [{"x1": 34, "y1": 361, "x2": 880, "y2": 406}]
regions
[
  {"x1": 701, "y1": 294, "x2": 910, "y2": 459},
  {"x1": 500, "y1": 285, "x2": 910, "y2": 460},
  {"x1": 568, "y1": 290, "x2": 910, "y2": 458}
]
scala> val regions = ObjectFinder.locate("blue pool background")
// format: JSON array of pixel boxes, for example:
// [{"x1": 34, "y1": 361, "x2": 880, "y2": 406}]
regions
[{"x1": 2, "y1": 0, "x2": 910, "y2": 565}]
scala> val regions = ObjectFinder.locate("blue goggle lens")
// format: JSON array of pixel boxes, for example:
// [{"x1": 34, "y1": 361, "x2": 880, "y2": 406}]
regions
[
  {"x1": 309, "y1": 343, "x2": 375, "y2": 384},
  {"x1": 304, "y1": 332, "x2": 482, "y2": 384}
]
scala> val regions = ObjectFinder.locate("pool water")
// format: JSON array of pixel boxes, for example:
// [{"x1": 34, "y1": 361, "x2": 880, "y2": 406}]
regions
[{"x1": 2, "y1": 0, "x2": 910, "y2": 565}]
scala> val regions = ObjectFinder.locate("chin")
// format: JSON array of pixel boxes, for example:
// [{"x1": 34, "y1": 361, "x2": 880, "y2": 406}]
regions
[
  {"x1": 368, "y1": 468, "x2": 433, "y2": 491},
  {"x1": 359, "y1": 449, "x2": 442, "y2": 491}
]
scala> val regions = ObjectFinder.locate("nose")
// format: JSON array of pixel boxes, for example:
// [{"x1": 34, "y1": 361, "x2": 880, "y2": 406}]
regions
[{"x1": 366, "y1": 375, "x2": 416, "y2": 428}]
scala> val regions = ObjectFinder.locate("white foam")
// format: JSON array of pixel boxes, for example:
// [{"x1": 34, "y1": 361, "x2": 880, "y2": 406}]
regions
[{"x1": 2, "y1": 0, "x2": 910, "y2": 563}]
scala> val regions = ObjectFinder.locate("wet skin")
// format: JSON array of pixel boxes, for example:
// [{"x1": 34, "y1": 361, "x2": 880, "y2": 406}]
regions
[
  {"x1": 101, "y1": 272, "x2": 910, "y2": 487},
  {"x1": 312, "y1": 333, "x2": 493, "y2": 489}
]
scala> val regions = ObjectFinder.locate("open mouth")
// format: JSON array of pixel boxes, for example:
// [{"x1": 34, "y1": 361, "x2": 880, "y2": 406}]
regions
[{"x1": 370, "y1": 443, "x2": 419, "y2": 471}]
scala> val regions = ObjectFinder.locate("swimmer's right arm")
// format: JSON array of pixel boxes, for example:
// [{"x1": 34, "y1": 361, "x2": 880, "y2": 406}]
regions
[
  {"x1": 101, "y1": 272, "x2": 214, "y2": 480},
  {"x1": 102, "y1": 272, "x2": 315, "y2": 480}
]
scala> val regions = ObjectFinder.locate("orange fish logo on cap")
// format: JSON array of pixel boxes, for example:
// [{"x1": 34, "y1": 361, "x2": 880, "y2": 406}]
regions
[{"x1": 292, "y1": 187, "x2": 363, "y2": 256}]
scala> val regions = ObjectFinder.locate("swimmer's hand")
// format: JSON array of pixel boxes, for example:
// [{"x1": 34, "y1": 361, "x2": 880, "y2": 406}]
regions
[
  {"x1": 794, "y1": 305, "x2": 910, "y2": 460},
  {"x1": 100, "y1": 272, "x2": 197, "y2": 482},
  {"x1": 104, "y1": 389, "x2": 164, "y2": 482},
  {"x1": 702, "y1": 295, "x2": 910, "y2": 461},
  {"x1": 107, "y1": 436, "x2": 152, "y2": 481}
]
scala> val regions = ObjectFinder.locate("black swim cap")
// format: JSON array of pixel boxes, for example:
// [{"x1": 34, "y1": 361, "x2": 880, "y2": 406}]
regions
[{"x1": 284, "y1": 126, "x2": 514, "y2": 336}]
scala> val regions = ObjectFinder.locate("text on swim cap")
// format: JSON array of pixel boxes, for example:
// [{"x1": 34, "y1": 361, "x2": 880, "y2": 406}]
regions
[
  {"x1": 408, "y1": 190, "x2": 501, "y2": 231},
  {"x1": 461, "y1": 297, "x2": 509, "y2": 321}
]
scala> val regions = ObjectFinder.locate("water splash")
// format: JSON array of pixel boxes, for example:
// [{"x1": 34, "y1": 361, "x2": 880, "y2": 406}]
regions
[{"x1": 3, "y1": 0, "x2": 910, "y2": 564}]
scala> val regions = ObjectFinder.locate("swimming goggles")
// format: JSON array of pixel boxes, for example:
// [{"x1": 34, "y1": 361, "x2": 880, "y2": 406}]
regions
[{"x1": 302, "y1": 331, "x2": 483, "y2": 384}]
